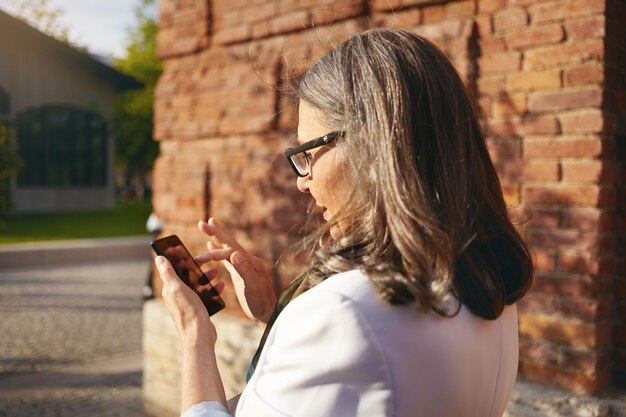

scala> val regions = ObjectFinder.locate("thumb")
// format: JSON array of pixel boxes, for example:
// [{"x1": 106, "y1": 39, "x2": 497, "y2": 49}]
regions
[
  {"x1": 155, "y1": 256, "x2": 179, "y2": 286},
  {"x1": 229, "y1": 251, "x2": 258, "y2": 283}
]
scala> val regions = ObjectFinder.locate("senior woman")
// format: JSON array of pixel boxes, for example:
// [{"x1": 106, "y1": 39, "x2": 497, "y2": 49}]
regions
[{"x1": 155, "y1": 28, "x2": 533, "y2": 417}]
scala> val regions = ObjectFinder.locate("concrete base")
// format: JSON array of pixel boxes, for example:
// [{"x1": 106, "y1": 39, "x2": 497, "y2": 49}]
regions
[
  {"x1": 142, "y1": 300, "x2": 263, "y2": 417},
  {"x1": 505, "y1": 379, "x2": 626, "y2": 417}
]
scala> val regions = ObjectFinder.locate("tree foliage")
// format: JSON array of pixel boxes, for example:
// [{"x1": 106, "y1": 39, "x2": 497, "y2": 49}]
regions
[
  {"x1": 0, "y1": 123, "x2": 23, "y2": 227},
  {"x1": 10, "y1": 0, "x2": 72, "y2": 43},
  {"x1": 113, "y1": 0, "x2": 162, "y2": 186}
]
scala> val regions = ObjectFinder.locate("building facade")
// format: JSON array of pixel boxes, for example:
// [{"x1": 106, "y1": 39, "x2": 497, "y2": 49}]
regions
[
  {"x1": 145, "y1": 0, "x2": 625, "y2": 414},
  {"x1": 0, "y1": 10, "x2": 140, "y2": 212}
]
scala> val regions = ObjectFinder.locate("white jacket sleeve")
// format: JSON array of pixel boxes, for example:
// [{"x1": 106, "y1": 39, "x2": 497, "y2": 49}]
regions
[
  {"x1": 181, "y1": 401, "x2": 232, "y2": 417},
  {"x1": 235, "y1": 288, "x2": 393, "y2": 417}
]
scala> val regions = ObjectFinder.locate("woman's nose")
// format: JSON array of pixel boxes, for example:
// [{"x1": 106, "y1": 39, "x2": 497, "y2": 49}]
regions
[{"x1": 296, "y1": 175, "x2": 310, "y2": 193}]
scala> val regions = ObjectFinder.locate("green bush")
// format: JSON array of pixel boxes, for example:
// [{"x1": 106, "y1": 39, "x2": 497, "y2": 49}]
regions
[{"x1": 0, "y1": 123, "x2": 22, "y2": 227}]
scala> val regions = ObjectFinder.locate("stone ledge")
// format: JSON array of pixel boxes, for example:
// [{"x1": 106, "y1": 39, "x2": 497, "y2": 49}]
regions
[{"x1": 505, "y1": 380, "x2": 626, "y2": 417}]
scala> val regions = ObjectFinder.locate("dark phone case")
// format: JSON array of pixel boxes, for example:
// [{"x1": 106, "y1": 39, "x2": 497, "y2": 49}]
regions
[{"x1": 151, "y1": 235, "x2": 225, "y2": 316}]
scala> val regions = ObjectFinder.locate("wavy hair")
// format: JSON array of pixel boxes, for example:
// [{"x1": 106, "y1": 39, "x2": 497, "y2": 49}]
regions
[{"x1": 294, "y1": 29, "x2": 532, "y2": 320}]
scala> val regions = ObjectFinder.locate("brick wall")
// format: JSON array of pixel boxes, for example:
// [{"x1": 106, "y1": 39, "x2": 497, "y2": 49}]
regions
[{"x1": 150, "y1": 0, "x2": 626, "y2": 399}]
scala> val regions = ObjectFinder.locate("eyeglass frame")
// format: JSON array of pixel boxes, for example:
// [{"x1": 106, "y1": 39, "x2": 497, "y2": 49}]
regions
[{"x1": 284, "y1": 131, "x2": 342, "y2": 177}]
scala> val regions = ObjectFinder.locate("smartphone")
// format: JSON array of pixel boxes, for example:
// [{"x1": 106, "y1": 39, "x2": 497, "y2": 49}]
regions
[{"x1": 151, "y1": 234, "x2": 225, "y2": 316}]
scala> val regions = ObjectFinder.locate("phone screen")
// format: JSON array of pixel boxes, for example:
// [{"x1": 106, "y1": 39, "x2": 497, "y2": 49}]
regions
[{"x1": 151, "y1": 235, "x2": 225, "y2": 316}]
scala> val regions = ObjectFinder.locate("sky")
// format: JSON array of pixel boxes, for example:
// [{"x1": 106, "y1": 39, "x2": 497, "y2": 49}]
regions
[{"x1": 0, "y1": 0, "x2": 153, "y2": 59}]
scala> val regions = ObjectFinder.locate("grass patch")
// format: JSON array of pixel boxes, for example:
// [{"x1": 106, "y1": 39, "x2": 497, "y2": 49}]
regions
[{"x1": 0, "y1": 199, "x2": 152, "y2": 244}]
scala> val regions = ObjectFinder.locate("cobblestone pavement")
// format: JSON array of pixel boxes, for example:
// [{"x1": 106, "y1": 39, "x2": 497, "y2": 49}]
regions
[{"x1": 0, "y1": 259, "x2": 153, "y2": 417}]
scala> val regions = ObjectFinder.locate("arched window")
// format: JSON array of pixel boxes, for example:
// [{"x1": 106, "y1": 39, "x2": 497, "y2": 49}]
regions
[{"x1": 16, "y1": 105, "x2": 108, "y2": 187}]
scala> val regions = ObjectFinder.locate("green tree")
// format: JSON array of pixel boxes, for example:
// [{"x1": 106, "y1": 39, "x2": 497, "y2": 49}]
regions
[
  {"x1": 113, "y1": 0, "x2": 162, "y2": 198},
  {"x1": 0, "y1": 123, "x2": 23, "y2": 227},
  {"x1": 11, "y1": 0, "x2": 72, "y2": 44}
]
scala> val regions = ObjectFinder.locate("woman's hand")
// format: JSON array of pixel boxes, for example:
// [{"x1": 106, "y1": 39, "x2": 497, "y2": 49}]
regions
[
  {"x1": 155, "y1": 256, "x2": 228, "y2": 412},
  {"x1": 155, "y1": 256, "x2": 218, "y2": 347},
  {"x1": 196, "y1": 218, "x2": 277, "y2": 325}
]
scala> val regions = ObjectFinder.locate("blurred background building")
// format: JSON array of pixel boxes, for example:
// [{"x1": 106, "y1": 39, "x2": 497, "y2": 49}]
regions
[
  {"x1": 144, "y1": 0, "x2": 625, "y2": 415},
  {"x1": 0, "y1": 10, "x2": 140, "y2": 212}
]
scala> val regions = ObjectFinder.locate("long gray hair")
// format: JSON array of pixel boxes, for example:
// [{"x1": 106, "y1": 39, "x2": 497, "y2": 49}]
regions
[{"x1": 295, "y1": 29, "x2": 532, "y2": 320}]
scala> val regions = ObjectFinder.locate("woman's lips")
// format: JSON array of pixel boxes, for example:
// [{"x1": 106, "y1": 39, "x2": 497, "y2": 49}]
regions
[{"x1": 316, "y1": 203, "x2": 330, "y2": 220}]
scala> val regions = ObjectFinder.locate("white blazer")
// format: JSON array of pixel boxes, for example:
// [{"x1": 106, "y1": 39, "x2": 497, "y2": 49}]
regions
[{"x1": 183, "y1": 269, "x2": 519, "y2": 417}]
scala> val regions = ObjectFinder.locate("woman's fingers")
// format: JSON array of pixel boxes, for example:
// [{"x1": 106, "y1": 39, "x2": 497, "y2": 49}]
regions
[
  {"x1": 229, "y1": 251, "x2": 257, "y2": 285},
  {"x1": 212, "y1": 280, "x2": 226, "y2": 296},
  {"x1": 195, "y1": 248, "x2": 234, "y2": 264},
  {"x1": 197, "y1": 219, "x2": 246, "y2": 253}
]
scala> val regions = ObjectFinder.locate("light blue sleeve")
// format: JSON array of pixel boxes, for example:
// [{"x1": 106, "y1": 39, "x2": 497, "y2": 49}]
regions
[{"x1": 181, "y1": 401, "x2": 232, "y2": 417}]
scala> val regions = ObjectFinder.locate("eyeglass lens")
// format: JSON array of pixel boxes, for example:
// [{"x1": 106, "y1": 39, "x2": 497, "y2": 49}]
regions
[{"x1": 291, "y1": 152, "x2": 309, "y2": 176}]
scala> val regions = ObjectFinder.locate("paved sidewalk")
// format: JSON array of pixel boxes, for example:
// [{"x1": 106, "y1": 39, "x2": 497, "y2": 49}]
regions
[
  {"x1": 0, "y1": 237, "x2": 156, "y2": 417},
  {"x1": 0, "y1": 353, "x2": 146, "y2": 417},
  {"x1": 0, "y1": 235, "x2": 151, "y2": 268}
]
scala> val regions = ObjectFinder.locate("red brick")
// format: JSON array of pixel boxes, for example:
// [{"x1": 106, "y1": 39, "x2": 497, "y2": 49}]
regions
[
  {"x1": 377, "y1": 8, "x2": 421, "y2": 28},
  {"x1": 519, "y1": 313, "x2": 611, "y2": 348},
  {"x1": 527, "y1": 208, "x2": 560, "y2": 228},
  {"x1": 519, "y1": 340, "x2": 605, "y2": 375},
  {"x1": 559, "y1": 109, "x2": 605, "y2": 134},
  {"x1": 561, "y1": 208, "x2": 615, "y2": 232},
  {"x1": 474, "y1": 14, "x2": 493, "y2": 35},
  {"x1": 617, "y1": 280, "x2": 626, "y2": 300},
  {"x1": 476, "y1": 96, "x2": 491, "y2": 117},
  {"x1": 311, "y1": 2, "x2": 367, "y2": 25},
  {"x1": 214, "y1": 25, "x2": 251, "y2": 45},
  {"x1": 502, "y1": 160, "x2": 560, "y2": 181},
  {"x1": 532, "y1": 249, "x2": 557, "y2": 271},
  {"x1": 242, "y1": 3, "x2": 276, "y2": 24},
  {"x1": 213, "y1": 0, "x2": 248, "y2": 14},
  {"x1": 501, "y1": 182, "x2": 521, "y2": 206},
  {"x1": 493, "y1": 7, "x2": 528, "y2": 32},
  {"x1": 528, "y1": 88, "x2": 603, "y2": 113},
  {"x1": 560, "y1": 252, "x2": 612, "y2": 276},
  {"x1": 215, "y1": 10, "x2": 242, "y2": 29},
  {"x1": 478, "y1": 0, "x2": 505, "y2": 13},
  {"x1": 508, "y1": 69, "x2": 562, "y2": 92},
  {"x1": 421, "y1": 4, "x2": 445, "y2": 23},
  {"x1": 524, "y1": 39, "x2": 604, "y2": 70},
  {"x1": 564, "y1": 63, "x2": 604, "y2": 86},
  {"x1": 480, "y1": 51, "x2": 522, "y2": 73},
  {"x1": 533, "y1": 274, "x2": 611, "y2": 298},
  {"x1": 510, "y1": 0, "x2": 547, "y2": 5},
  {"x1": 507, "y1": 23, "x2": 564, "y2": 50},
  {"x1": 614, "y1": 325, "x2": 626, "y2": 347},
  {"x1": 368, "y1": 0, "x2": 403, "y2": 12},
  {"x1": 527, "y1": 228, "x2": 611, "y2": 252},
  {"x1": 565, "y1": 15, "x2": 606, "y2": 40},
  {"x1": 562, "y1": 160, "x2": 617, "y2": 183},
  {"x1": 492, "y1": 94, "x2": 527, "y2": 117},
  {"x1": 524, "y1": 184, "x2": 613, "y2": 207},
  {"x1": 524, "y1": 136, "x2": 603, "y2": 158},
  {"x1": 520, "y1": 361, "x2": 610, "y2": 394},
  {"x1": 519, "y1": 293, "x2": 609, "y2": 321},
  {"x1": 486, "y1": 138, "x2": 522, "y2": 160},
  {"x1": 413, "y1": 19, "x2": 467, "y2": 40},
  {"x1": 252, "y1": 21, "x2": 273, "y2": 38},
  {"x1": 446, "y1": 0, "x2": 476, "y2": 19},
  {"x1": 479, "y1": 38, "x2": 506, "y2": 54},
  {"x1": 488, "y1": 115, "x2": 559, "y2": 136},
  {"x1": 530, "y1": 0, "x2": 606, "y2": 24},
  {"x1": 271, "y1": 10, "x2": 311, "y2": 34},
  {"x1": 477, "y1": 75, "x2": 506, "y2": 95}
]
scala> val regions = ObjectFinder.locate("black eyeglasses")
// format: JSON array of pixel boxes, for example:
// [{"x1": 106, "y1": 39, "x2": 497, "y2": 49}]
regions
[{"x1": 284, "y1": 131, "x2": 342, "y2": 177}]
